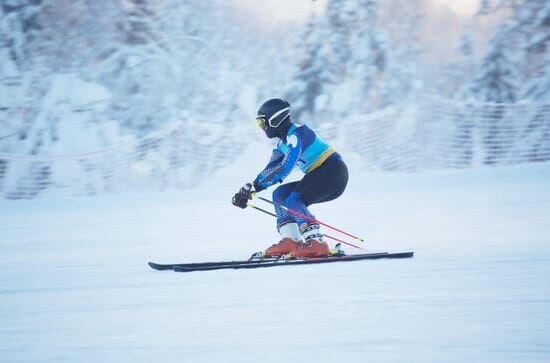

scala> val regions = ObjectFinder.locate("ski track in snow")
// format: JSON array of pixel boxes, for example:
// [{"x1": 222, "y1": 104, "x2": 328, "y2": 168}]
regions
[{"x1": 1, "y1": 163, "x2": 550, "y2": 362}]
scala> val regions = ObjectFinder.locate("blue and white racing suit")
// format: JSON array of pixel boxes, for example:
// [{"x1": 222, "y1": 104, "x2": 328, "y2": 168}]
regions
[{"x1": 253, "y1": 124, "x2": 348, "y2": 229}]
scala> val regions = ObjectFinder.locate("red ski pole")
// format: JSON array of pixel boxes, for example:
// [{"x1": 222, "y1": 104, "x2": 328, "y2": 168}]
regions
[
  {"x1": 247, "y1": 202, "x2": 363, "y2": 250},
  {"x1": 254, "y1": 196, "x2": 365, "y2": 243}
]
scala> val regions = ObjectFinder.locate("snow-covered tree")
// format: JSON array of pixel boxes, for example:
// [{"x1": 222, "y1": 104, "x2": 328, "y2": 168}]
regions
[
  {"x1": 350, "y1": 0, "x2": 387, "y2": 111},
  {"x1": 456, "y1": 0, "x2": 550, "y2": 165},
  {"x1": 286, "y1": 11, "x2": 330, "y2": 123},
  {"x1": 522, "y1": 49, "x2": 550, "y2": 101},
  {"x1": 518, "y1": 1, "x2": 550, "y2": 101},
  {"x1": 379, "y1": 0, "x2": 423, "y2": 107},
  {"x1": 468, "y1": 27, "x2": 519, "y2": 165},
  {"x1": 285, "y1": 0, "x2": 426, "y2": 120},
  {"x1": 1, "y1": 0, "x2": 46, "y2": 67},
  {"x1": 439, "y1": 26, "x2": 477, "y2": 98},
  {"x1": 469, "y1": 28, "x2": 518, "y2": 102},
  {"x1": 324, "y1": 0, "x2": 355, "y2": 80},
  {"x1": 477, "y1": 0, "x2": 493, "y2": 15},
  {"x1": 470, "y1": 0, "x2": 549, "y2": 102},
  {"x1": 347, "y1": 0, "x2": 424, "y2": 111}
]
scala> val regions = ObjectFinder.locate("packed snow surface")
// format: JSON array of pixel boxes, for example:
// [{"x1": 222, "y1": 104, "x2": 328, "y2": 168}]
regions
[{"x1": 1, "y1": 162, "x2": 550, "y2": 362}]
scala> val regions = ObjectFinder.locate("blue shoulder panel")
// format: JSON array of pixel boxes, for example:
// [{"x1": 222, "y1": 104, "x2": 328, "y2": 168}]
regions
[{"x1": 254, "y1": 127, "x2": 301, "y2": 189}]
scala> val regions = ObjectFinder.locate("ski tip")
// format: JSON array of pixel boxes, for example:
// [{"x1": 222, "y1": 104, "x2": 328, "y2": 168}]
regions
[
  {"x1": 390, "y1": 251, "x2": 414, "y2": 258},
  {"x1": 148, "y1": 262, "x2": 172, "y2": 271}
]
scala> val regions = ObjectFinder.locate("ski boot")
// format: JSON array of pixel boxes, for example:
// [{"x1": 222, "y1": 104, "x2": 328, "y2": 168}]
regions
[
  {"x1": 264, "y1": 237, "x2": 300, "y2": 257},
  {"x1": 291, "y1": 222, "x2": 330, "y2": 258},
  {"x1": 263, "y1": 222, "x2": 302, "y2": 257}
]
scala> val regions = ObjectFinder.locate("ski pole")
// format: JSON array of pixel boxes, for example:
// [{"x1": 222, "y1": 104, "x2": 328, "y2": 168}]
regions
[
  {"x1": 253, "y1": 195, "x2": 365, "y2": 243},
  {"x1": 246, "y1": 202, "x2": 363, "y2": 250},
  {"x1": 248, "y1": 203, "x2": 277, "y2": 218}
]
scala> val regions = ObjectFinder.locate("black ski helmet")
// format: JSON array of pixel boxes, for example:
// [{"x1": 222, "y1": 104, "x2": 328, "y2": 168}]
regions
[{"x1": 256, "y1": 98, "x2": 291, "y2": 138}]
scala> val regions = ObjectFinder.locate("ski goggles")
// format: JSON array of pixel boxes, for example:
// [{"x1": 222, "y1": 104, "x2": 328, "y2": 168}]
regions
[
  {"x1": 255, "y1": 107, "x2": 290, "y2": 130},
  {"x1": 256, "y1": 117, "x2": 267, "y2": 130}
]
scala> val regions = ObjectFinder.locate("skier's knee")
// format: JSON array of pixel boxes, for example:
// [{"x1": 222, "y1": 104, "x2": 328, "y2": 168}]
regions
[
  {"x1": 272, "y1": 185, "x2": 287, "y2": 204},
  {"x1": 285, "y1": 191, "x2": 305, "y2": 209}
]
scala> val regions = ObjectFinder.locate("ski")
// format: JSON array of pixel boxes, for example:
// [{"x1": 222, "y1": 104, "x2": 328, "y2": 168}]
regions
[
  {"x1": 148, "y1": 256, "x2": 282, "y2": 271},
  {"x1": 159, "y1": 251, "x2": 413, "y2": 273},
  {"x1": 148, "y1": 251, "x2": 366, "y2": 271}
]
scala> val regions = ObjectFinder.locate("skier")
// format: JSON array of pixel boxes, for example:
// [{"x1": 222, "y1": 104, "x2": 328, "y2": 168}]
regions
[{"x1": 232, "y1": 98, "x2": 349, "y2": 258}]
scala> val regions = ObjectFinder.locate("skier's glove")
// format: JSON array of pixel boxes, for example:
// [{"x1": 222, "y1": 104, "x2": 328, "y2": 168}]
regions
[{"x1": 232, "y1": 183, "x2": 254, "y2": 209}]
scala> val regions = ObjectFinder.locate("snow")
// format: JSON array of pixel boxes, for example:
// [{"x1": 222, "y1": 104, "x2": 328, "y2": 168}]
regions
[{"x1": 1, "y1": 160, "x2": 550, "y2": 362}]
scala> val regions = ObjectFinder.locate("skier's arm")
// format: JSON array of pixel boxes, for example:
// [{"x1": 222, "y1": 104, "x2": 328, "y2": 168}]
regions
[{"x1": 253, "y1": 135, "x2": 301, "y2": 192}]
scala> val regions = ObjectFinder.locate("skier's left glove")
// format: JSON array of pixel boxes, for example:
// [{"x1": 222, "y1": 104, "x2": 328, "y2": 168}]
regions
[{"x1": 232, "y1": 183, "x2": 254, "y2": 209}]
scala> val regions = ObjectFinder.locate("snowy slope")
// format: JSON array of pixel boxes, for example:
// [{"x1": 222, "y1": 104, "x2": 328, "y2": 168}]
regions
[{"x1": 1, "y1": 162, "x2": 550, "y2": 362}]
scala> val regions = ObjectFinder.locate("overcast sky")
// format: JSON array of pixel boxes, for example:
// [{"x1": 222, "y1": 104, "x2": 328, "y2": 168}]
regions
[{"x1": 234, "y1": 0, "x2": 480, "y2": 25}]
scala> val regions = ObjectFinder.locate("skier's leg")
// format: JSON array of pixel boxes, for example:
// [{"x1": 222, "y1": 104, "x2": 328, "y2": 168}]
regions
[
  {"x1": 285, "y1": 189, "x2": 330, "y2": 257},
  {"x1": 264, "y1": 182, "x2": 301, "y2": 256},
  {"x1": 267, "y1": 157, "x2": 348, "y2": 257},
  {"x1": 287, "y1": 156, "x2": 349, "y2": 229},
  {"x1": 272, "y1": 182, "x2": 299, "y2": 228},
  {"x1": 284, "y1": 191, "x2": 315, "y2": 229},
  {"x1": 286, "y1": 157, "x2": 349, "y2": 257}
]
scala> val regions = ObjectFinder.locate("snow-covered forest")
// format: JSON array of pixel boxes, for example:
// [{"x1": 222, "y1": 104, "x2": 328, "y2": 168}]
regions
[{"x1": 0, "y1": 0, "x2": 549, "y2": 198}]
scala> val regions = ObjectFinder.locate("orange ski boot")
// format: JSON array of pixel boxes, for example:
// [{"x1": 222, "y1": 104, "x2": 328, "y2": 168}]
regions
[
  {"x1": 265, "y1": 238, "x2": 300, "y2": 257},
  {"x1": 291, "y1": 222, "x2": 330, "y2": 258},
  {"x1": 290, "y1": 239, "x2": 331, "y2": 258}
]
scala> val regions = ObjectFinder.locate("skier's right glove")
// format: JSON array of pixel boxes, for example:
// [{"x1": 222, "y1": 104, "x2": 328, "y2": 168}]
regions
[{"x1": 232, "y1": 183, "x2": 254, "y2": 209}]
